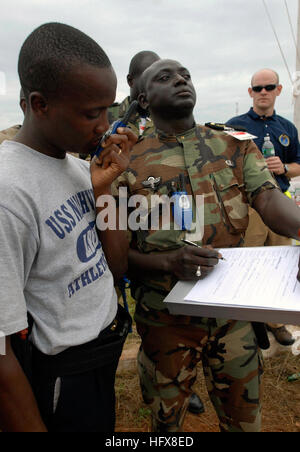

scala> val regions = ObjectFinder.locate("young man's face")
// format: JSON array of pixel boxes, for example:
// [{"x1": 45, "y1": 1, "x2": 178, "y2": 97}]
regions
[
  {"x1": 141, "y1": 59, "x2": 196, "y2": 119},
  {"x1": 43, "y1": 64, "x2": 117, "y2": 155}
]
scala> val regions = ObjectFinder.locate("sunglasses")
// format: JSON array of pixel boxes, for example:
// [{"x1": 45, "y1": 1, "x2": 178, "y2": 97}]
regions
[{"x1": 251, "y1": 84, "x2": 278, "y2": 93}]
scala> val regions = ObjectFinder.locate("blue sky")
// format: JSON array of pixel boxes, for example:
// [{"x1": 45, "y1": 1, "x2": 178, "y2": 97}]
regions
[{"x1": 0, "y1": 0, "x2": 299, "y2": 129}]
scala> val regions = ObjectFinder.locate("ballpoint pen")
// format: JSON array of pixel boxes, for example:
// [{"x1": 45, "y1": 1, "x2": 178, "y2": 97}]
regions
[{"x1": 181, "y1": 239, "x2": 227, "y2": 260}]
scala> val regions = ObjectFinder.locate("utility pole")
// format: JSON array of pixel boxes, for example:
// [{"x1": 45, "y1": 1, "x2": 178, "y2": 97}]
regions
[
  {"x1": 293, "y1": 0, "x2": 300, "y2": 184},
  {"x1": 294, "y1": 0, "x2": 300, "y2": 134},
  {"x1": 235, "y1": 102, "x2": 239, "y2": 116}
]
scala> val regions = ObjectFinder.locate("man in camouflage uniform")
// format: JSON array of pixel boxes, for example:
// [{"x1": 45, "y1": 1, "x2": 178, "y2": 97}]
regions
[
  {"x1": 0, "y1": 125, "x2": 22, "y2": 144},
  {"x1": 113, "y1": 59, "x2": 300, "y2": 432},
  {"x1": 0, "y1": 89, "x2": 26, "y2": 144},
  {"x1": 108, "y1": 51, "x2": 160, "y2": 137},
  {"x1": 110, "y1": 51, "x2": 206, "y2": 415}
]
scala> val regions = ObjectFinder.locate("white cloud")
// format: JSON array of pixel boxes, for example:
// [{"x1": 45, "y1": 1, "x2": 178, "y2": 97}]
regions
[
  {"x1": 0, "y1": 72, "x2": 6, "y2": 95},
  {"x1": 0, "y1": 0, "x2": 298, "y2": 129}
]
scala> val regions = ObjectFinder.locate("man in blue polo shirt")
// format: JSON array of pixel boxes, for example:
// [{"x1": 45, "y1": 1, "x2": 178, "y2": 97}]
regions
[
  {"x1": 227, "y1": 68, "x2": 300, "y2": 346},
  {"x1": 227, "y1": 69, "x2": 300, "y2": 193}
]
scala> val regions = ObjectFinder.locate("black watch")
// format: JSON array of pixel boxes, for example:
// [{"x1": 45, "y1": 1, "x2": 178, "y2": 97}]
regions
[{"x1": 284, "y1": 164, "x2": 289, "y2": 174}]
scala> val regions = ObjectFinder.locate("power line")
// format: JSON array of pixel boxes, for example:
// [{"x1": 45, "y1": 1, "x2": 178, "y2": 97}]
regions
[
  {"x1": 262, "y1": 0, "x2": 293, "y2": 84},
  {"x1": 284, "y1": 0, "x2": 300, "y2": 65}
]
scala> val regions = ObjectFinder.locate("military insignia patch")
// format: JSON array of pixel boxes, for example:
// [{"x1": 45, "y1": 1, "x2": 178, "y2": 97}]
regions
[
  {"x1": 279, "y1": 134, "x2": 290, "y2": 147},
  {"x1": 225, "y1": 160, "x2": 235, "y2": 168},
  {"x1": 142, "y1": 176, "x2": 162, "y2": 190}
]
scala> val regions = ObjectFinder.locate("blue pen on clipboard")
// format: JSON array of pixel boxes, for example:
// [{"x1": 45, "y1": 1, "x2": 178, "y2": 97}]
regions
[
  {"x1": 181, "y1": 239, "x2": 226, "y2": 260},
  {"x1": 93, "y1": 100, "x2": 138, "y2": 158}
]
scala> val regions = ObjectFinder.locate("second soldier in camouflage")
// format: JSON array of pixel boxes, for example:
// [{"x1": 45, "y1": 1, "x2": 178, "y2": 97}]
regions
[{"x1": 113, "y1": 59, "x2": 300, "y2": 432}]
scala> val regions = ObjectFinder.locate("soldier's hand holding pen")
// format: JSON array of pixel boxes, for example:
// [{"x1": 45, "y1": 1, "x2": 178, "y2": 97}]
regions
[{"x1": 165, "y1": 240, "x2": 223, "y2": 281}]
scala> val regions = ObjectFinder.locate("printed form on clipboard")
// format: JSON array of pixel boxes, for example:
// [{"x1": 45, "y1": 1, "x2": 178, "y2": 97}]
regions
[{"x1": 184, "y1": 246, "x2": 300, "y2": 310}]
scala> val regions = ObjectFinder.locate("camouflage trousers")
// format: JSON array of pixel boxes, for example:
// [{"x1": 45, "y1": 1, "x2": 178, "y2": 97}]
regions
[{"x1": 135, "y1": 307, "x2": 264, "y2": 432}]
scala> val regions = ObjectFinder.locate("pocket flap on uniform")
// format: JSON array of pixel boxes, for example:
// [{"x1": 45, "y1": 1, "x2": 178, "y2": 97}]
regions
[
  {"x1": 211, "y1": 169, "x2": 248, "y2": 233},
  {"x1": 212, "y1": 167, "x2": 242, "y2": 191}
]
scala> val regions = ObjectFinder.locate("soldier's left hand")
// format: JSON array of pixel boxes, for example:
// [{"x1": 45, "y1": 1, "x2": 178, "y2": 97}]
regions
[
  {"x1": 91, "y1": 127, "x2": 137, "y2": 196},
  {"x1": 265, "y1": 156, "x2": 285, "y2": 175}
]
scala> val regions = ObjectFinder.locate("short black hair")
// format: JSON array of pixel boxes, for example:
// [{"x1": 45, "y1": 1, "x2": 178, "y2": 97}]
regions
[
  {"x1": 18, "y1": 22, "x2": 112, "y2": 99},
  {"x1": 128, "y1": 51, "x2": 160, "y2": 79}
]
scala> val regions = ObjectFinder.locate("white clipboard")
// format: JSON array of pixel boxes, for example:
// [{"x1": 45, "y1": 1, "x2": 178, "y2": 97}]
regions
[{"x1": 164, "y1": 246, "x2": 300, "y2": 324}]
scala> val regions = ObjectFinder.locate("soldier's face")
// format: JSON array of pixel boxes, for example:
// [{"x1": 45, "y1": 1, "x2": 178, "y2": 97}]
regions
[
  {"x1": 128, "y1": 54, "x2": 160, "y2": 101},
  {"x1": 41, "y1": 64, "x2": 117, "y2": 155},
  {"x1": 142, "y1": 60, "x2": 196, "y2": 118}
]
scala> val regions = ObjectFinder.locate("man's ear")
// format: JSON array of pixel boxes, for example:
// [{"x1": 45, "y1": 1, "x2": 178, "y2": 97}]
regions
[
  {"x1": 248, "y1": 87, "x2": 254, "y2": 98},
  {"x1": 138, "y1": 92, "x2": 149, "y2": 111},
  {"x1": 276, "y1": 84, "x2": 283, "y2": 96},
  {"x1": 127, "y1": 74, "x2": 134, "y2": 88},
  {"x1": 29, "y1": 92, "x2": 49, "y2": 116}
]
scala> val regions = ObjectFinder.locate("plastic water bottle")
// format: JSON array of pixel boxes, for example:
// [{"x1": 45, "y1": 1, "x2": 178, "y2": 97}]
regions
[
  {"x1": 287, "y1": 372, "x2": 300, "y2": 382},
  {"x1": 295, "y1": 188, "x2": 300, "y2": 208},
  {"x1": 262, "y1": 134, "x2": 275, "y2": 158},
  {"x1": 290, "y1": 187, "x2": 295, "y2": 201}
]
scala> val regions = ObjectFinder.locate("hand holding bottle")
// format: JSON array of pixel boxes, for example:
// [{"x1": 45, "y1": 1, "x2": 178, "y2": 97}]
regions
[{"x1": 261, "y1": 134, "x2": 285, "y2": 175}]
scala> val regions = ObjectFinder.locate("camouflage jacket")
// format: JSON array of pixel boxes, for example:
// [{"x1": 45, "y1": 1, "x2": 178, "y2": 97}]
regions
[
  {"x1": 0, "y1": 125, "x2": 21, "y2": 144},
  {"x1": 108, "y1": 96, "x2": 155, "y2": 138},
  {"x1": 113, "y1": 124, "x2": 278, "y2": 305}
]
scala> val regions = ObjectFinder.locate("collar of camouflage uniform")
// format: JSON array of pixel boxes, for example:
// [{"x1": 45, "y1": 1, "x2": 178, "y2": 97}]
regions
[{"x1": 155, "y1": 122, "x2": 198, "y2": 142}]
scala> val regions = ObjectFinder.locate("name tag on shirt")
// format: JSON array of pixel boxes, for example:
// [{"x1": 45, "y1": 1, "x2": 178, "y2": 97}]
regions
[{"x1": 224, "y1": 131, "x2": 258, "y2": 141}]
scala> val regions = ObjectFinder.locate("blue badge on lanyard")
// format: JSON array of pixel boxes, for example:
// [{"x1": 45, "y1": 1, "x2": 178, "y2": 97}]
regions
[{"x1": 171, "y1": 174, "x2": 193, "y2": 231}]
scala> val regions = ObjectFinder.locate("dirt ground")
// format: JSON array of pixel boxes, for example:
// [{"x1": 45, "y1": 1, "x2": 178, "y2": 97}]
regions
[{"x1": 115, "y1": 324, "x2": 300, "y2": 432}]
